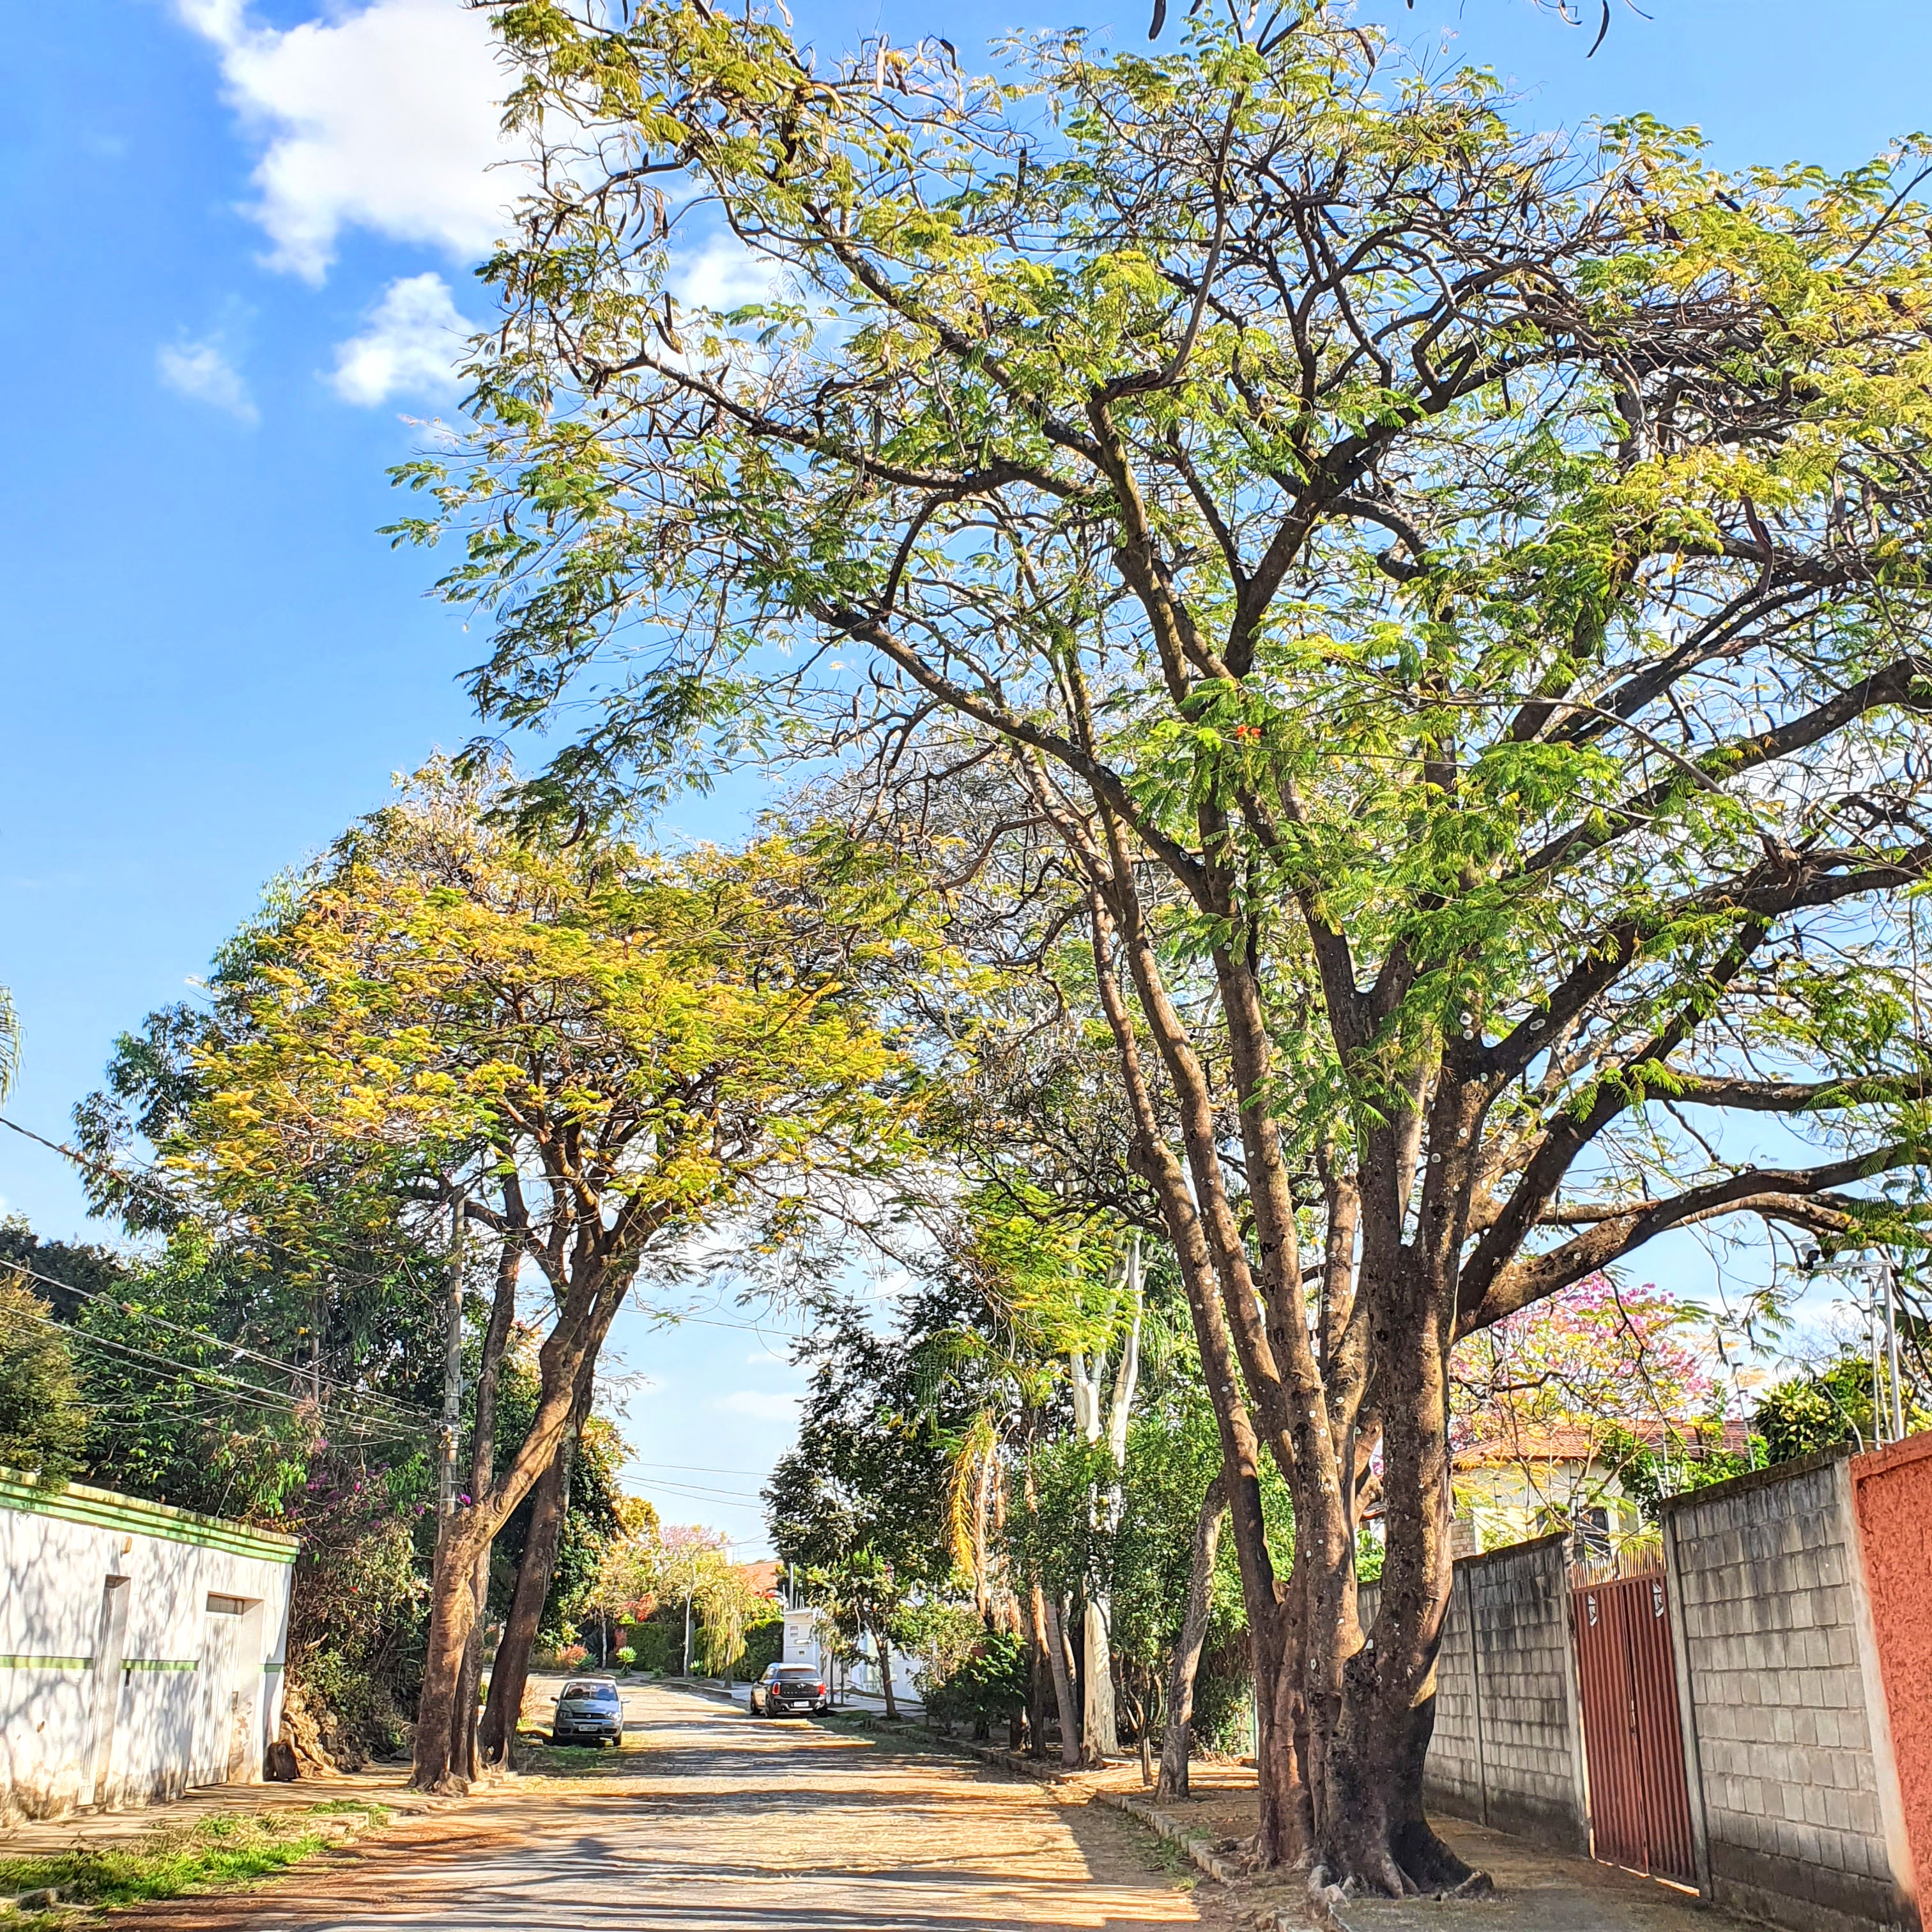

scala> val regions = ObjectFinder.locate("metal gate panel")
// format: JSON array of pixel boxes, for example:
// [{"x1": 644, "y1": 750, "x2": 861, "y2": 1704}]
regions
[{"x1": 1572, "y1": 1572, "x2": 1695, "y2": 1886}]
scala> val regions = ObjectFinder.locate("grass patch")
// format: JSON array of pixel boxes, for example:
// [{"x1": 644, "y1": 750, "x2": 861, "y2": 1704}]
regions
[
  {"x1": 0, "y1": 1801, "x2": 389, "y2": 1916},
  {"x1": 513, "y1": 1727, "x2": 638, "y2": 1778}
]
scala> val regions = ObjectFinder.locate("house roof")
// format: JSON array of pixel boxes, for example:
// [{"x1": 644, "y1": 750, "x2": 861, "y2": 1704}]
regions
[{"x1": 1453, "y1": 1418, "x2": 1752, "y2": 1470}]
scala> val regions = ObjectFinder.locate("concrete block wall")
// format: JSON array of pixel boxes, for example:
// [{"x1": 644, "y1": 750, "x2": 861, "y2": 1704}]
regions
[
  {"x1": 1424, "y1": 1569, "x2": 1485, "y2": 1822},
  {"x1": 1462, "y1": 1538, "x2": 1590, "y2": 1850},
  {"x1": 1360, "y1": 1536, "x2": 1588, "y2": 1854},
  {"x1": 1664, "y1": 1454, "x2": 1913, "y2": 1932}
]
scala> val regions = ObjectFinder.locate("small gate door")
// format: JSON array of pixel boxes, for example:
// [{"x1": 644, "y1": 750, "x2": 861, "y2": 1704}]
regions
[
  {"x1": 195, "y1": 1598, "x2": 242, "y2": 1786},
  {"x1": 1572, "y1": 1573, "x2": 1696, "y2": 1885}
]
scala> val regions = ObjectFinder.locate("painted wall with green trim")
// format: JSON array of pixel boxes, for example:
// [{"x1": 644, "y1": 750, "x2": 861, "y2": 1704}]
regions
[{"x1": 0, "y1": 1474, "x2": 294, "y2": 1820}]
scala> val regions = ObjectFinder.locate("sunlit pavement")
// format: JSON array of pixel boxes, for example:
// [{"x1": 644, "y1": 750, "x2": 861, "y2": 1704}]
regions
[{"x1": 111, "y1": 1681, "x2": 1207, "y2": 1932}]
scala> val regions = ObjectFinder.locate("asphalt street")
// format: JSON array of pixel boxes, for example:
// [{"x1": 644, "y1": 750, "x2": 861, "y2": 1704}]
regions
[{"x1": 114, "y1": 1680, "x2": 1207, "y2": 1932}]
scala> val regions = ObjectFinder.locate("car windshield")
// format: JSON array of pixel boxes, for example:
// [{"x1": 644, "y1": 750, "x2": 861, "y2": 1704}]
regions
[
  {"x1": 775, "y1": 1667, "x2": 818, "y2": 1680},
  {"x1": 562, "y1": 1682, "x2": 618, "y2": 1701}
]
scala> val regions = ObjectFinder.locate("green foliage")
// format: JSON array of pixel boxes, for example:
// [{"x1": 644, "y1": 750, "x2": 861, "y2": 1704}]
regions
[
  {"x1": 0, "y1": 1277, "x2": 90, "y2": 1483},
  {"x1": 1354, "y1": 1526, "x2": 1384, "y2": 1585},
  {"x1": 1751, "y1": 1353, "x2": 1929, "y2": 1462},
  {"x1": 905, "y1": 1606, "x2": 1027, "y2": 1731},
  {"x1": 1113, "y1": 1388, "x2": 1271, "y2": 1667},
  {"x1": 541, "y1": 1421, "x2": 629, "y2": 1648},
  {"x1": 613, "y1": 1646, "x2": 637, "y2": 1669},
  {"x1": 738, "y1": 1614, "x2": 784, "y2": 1683},
  {"x1": 1189, "y1": 1630, "x2": 1256, "y2": 1755},
  {"x1": 766, "y1": 1312, "x2": 956, "y2": 1651},
  {"x1": 282, "y1": 1461, "x2": 432, "y2": 1763},
  {"x1": 1598, "y1": 1421, "x2": 1765, "y2": 1526},
  {"x1": 627, "y1": 1609, "x2": 685, "y2": 1675}
]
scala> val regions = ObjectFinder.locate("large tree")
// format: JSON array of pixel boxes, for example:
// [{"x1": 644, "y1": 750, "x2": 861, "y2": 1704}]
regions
[
  {"x1": 132, "y1": 767, "x2": 922, "y2": 1788},
  {"x1": 406, "y1": 5, "x2": 1932, "y2": 1885}
]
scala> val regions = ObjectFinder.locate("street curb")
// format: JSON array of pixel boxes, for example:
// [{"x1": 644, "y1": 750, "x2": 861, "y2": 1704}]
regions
[
  {"x1": 1100, "y1": 1794, "x2": 1346, "y2": 1930},
  {"x1": 0, "y1": 1887, "x2": 63, "y2": 1915},
  {"x1": 1101, "y1": 1792, "x2": 1246, "y2": 1885},
  {"x1": 951, "y1": 1739, "x2": 1084, "y2": 1784}
]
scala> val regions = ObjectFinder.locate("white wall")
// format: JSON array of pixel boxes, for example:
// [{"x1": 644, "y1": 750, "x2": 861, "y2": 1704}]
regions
[
  {"x1": 779, "y1": 1609, "x2": 919, "y2": 1704},
  {"x1": 0, "y1": 1471, "x2": 295, "y2": 1820}
]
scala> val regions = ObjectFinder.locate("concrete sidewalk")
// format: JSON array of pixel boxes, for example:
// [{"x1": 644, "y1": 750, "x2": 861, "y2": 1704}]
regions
[
  {"x1": 1335, "y1": 1820, "x2": 1755, "y2": 1932},
  {"x1": 0, "y1": 1763, "x2": 449, "y2": 1859}
]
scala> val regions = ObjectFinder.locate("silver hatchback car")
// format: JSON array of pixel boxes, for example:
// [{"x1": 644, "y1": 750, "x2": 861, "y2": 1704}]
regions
[{"x1": 551, "y1": 1676, "x2": 625, "y2": 1745}]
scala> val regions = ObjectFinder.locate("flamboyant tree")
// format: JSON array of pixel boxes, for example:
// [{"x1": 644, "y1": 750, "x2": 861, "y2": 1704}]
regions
[
  {"x1": 146, "y1": 765, "x2": 924, "y2": 1788},
  {"x1": 403, "y1": 3, "x2": 1932, "y2": 1885}
]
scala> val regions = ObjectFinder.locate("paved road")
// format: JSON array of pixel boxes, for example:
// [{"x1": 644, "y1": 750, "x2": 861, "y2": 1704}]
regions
[{"x1": 119, "y1": 1682, "x2": 1207, "y2": 1932}]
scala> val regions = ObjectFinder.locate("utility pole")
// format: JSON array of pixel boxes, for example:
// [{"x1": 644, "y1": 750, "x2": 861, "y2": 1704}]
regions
[
  {"x1": 1872, "y1": 1266, "x2": 1887, "y2": 1448},
  {"x1": 1883, "y1": 1259, "x2": 1905, "y2": 1444},
  {"x1": 439, "y1": 1192, "x2": 465, "y2": 1526}
]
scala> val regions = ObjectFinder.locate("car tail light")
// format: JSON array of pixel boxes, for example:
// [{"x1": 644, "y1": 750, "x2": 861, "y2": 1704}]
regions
[{"x1": 815, "y1": 1683, "x2": 825, "y2": 1696}]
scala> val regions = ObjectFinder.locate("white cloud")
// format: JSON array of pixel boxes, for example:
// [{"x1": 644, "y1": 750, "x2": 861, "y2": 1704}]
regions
[
  {"x1": 176, "y1": 0, "x2": 514, "y2": 283},
  {"x1": 672, "y1": 236, "x2": 781, "y2": 313},
  {"x1": 716, "y1": 1390, "x2": 799, "y2": 1423},
  {"x1": 330, "y1": 272, "x2": 472, "y2": 404},
  {"x1": 157, "y1": 335, "x2": 258, "y2": 423}
]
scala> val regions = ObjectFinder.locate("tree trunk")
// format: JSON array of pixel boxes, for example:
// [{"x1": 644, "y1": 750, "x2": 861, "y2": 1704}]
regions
[
  {"x1": 451, "y1": 1544, "x2": 491, "y2": 1781},
  {"x1": 1324, "y1": 1248, "x2": 1477, "y2": 1896},
  {"x1": 1039, "y1": 1595, "x2": 1080, "y2": 1770},
  {"x1": 1081, "y1": 1593, "x2": 1117, "y2": 1765},
  {"x1": 450, "y1": 1229, "x2": 521, "y2": 1782},
  {"x1": 477, "y1": 1367, "x2": 595, "y2": 1767},
  {"x1": 1023, "y1": 1582, "x2": 1054, "y2": 1757},
  {"x1": 411, "y1": 1505, "x2": 501, "y2": 1791},
  {"x1": 1158, "y1": 1471, "x2": 1227, "y2": 1803},
  {"x1": 873, "y1": 1620, "x2": 898, "y2": 1720}
]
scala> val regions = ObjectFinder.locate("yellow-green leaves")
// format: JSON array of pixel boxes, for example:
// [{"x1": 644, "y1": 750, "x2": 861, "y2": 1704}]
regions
[{"x1": 174, "y1": 765, "x2": 931, "y2": 1261}]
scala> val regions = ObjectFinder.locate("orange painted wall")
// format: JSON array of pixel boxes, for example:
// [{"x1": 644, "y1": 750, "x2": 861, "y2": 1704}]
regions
[{"x1": 1852, "y1": 1432, "x2": 1932, "y2": 1912}]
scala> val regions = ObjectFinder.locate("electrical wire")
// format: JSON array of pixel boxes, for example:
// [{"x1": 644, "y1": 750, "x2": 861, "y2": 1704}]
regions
[
  {"x1": 629, "y1": 1476, "x2": 766, "y2": 1505},
  {"x1": 1, "y1": 1255, "x2": 436, "y2": 1429},
  {"x1": 629, "y1": 1460, "x2": 772, "y2": 1479},
  {"x1": 0, "y1": 1112, "x2": 445, "y2": 1301},
  {"x1": 0, "y1": 1306, "x2": 424, "y2": 1448}
]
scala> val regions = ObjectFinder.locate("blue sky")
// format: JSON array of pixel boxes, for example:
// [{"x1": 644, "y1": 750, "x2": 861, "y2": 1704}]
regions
[{"x1": 3, "y1": 0, "x2": 1926, "y2": 1550}]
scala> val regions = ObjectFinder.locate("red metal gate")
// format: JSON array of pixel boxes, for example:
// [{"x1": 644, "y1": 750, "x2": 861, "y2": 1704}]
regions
[{"x1": 1572, "y1": 1572, "x2": 1696, "y2": 1885}]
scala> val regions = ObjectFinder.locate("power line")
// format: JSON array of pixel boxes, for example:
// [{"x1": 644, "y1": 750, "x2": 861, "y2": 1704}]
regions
[
  {"x1": 630, "y1": 1476, "x2": 765, "y2": 1505},
  {"x1": 0, "y1": 1112, "x2": 446, "y2": 1301},
  {"x1": 0, "y1": 1304, "x2": 422, "y2": 1446},
  {"x1": 1, "y1": 1255, "x2": 436, "y2": 1429},
  {"x1": 629, "y1": 1460, "x2": 772, "y2": 1479}
]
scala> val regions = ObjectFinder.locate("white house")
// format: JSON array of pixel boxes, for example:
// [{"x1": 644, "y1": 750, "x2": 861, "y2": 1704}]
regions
[
  {"x1": 780, "y1": 1606, "x2": 920, "y2": 1708},
  {"x1": 0, "y1": 1468, "x2": 296, "y2": 1820}
]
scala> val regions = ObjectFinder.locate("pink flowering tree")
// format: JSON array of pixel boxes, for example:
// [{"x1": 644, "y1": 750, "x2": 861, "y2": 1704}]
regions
[{"x1": 1446, "y1": 1277, "x2": 1719, "y2": 1549}]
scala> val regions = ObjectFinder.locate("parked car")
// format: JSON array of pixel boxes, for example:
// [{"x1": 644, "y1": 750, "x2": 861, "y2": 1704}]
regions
[
  {"x1": 551, "y1": 1676, "x2": 625, "y2": 1746},
  {"x1": 749, "y1": 1663, "x2": 829, "y2": 1715}
]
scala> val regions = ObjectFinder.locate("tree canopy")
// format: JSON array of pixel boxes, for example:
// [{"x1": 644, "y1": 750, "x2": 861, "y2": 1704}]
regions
[{"x1": 391, "y1": 0, "x2": 1932, "y2": 1883}]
